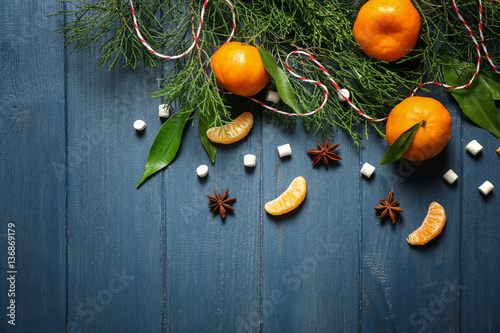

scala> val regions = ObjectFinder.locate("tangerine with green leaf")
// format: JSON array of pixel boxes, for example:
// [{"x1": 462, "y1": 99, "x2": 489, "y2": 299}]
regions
[
  {"x1": 385, "y1": 96, "x2": 452, "y2": 161},
  {"x1": 352, "y1": 0, "x2": 421, "y2": 62},
  {"x1": 211, "y1": 42, "x2": 270, "y2": 96}
]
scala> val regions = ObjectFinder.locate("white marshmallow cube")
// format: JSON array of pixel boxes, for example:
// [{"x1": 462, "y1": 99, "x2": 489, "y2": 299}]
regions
[
  {"x1": 244, "y1": 154, "x2": 256, "y2": 167},
  {"x1": 337, "y1": 89, "x2": 350, "y2": 102},
  {"x1": 159, "y1": 104, "x2": 170, "y2": 118},
  {"x1": 277, "y1": 144, "x2": 292, "y2": 158},
  {"x1": 443, "y1": 169, "x2": 458, "y2": 184},
  {"x1": 466, "y1": 140, "x2": 483, "y2": 156},
  {"x1": 360, "y1": 162, "x2": 375, "y2": 178},
  {"x1": 479, "y1": 181, "x2": 494, "y2": 196},
  {"x1": 133, "y1": 120, "x2": 146, "y2": 131},
  {"x1": 196, "y1": 164, "x2": 209, "y2": 178},
  {"x1": 266, "y1": 90, "x2": 280, "y2": 103}
]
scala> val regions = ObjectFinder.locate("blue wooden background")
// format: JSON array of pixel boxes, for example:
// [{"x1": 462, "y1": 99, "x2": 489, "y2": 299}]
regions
[{"x1": 1, "y1": 1, "x2": 500, "y2": 332}]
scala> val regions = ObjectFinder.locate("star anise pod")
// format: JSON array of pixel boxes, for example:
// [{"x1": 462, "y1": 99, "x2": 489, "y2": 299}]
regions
[
  {"x1": 306, "y1": 140, "x2": 342, "y2": 169},
  {"x1": 374, "y1": 191, "x2": 404, "y2": 224},
  {"x1": 206, "y1": 189, "x2": 236, "y2": 219}
]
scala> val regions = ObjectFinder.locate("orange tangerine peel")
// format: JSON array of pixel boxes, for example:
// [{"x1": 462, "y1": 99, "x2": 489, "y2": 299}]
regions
[
  {"x1": 265, "y1": 176, "x2": 307, "y2": 216},
  {"x1": 206, "y1": 112, "x2": 254, "y2": 144},
  {"x1": 407, "y1": 202, "x2": 446, "y2": 245}
]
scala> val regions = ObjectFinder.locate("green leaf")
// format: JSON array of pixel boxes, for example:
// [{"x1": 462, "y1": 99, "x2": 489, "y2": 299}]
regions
[
  {"x1": 256, "y1": 45, "x2": 300, "y2": 114},
  {"x1": 198, "y1": 109, "x2": 217, "y2": 163},
  {"x1": 443, "y1": 65, "x2": 500, "y2": 138},
  {"x1": 137, "y1": 111, "x2": 191, "y2": 187},
  {"x1": 480, "y1": 71, "x2": 500, "y2": 100},
  {"x1": 380, "y1": 120, "x2": 426, "y2": 165}
]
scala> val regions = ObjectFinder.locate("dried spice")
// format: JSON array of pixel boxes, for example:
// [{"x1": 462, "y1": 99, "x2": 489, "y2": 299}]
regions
[
  {"x1": 374, "y1": 191, "x2": 404, "y2": 224},
  {"x1": 306, "y1": 140, "x2": 341, "y2": 169},
  {"x1": 206, "y1": 189, "x2": 236, "y2": 219}
]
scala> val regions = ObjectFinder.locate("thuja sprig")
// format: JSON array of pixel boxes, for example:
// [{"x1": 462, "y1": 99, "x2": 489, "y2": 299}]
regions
[
  {"x1": 54, "y1": 0, "x2": 500, "y2": 146},
  {"x1": 54, "y1": 0, "x2": 190, "y2": 69}
]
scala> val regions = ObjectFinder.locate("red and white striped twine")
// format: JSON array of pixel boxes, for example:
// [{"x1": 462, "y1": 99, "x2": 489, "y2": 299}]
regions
[
  {"x1": 130, "y1": 0, "x2": 235, "y2": 59},
  {"x1": 130, "y1": 0, "x2": 497, "y2": 122},
  {"x1": 411, "y1": 0, "x2": 498, "y2": 96},
  {"x1": 129, "y1": 0, "x2": 384, "y2": 121}
]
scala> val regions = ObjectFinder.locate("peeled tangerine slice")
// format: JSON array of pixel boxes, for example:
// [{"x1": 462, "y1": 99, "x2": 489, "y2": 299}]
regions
[
  {"x1": 265, "y1": 176, "x2": 307, "y2": 216},
  {"x1": 407, "y1": 202, "x2": 446, "y2": 245},
  {"x1": 206, "y1": 112, "x2": 254, "y2": 144}
]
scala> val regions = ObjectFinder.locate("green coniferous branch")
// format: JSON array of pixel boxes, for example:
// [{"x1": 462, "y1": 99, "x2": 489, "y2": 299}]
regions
[{"x1": 53, "y1": 0, "x2": 500, "y2": 145}]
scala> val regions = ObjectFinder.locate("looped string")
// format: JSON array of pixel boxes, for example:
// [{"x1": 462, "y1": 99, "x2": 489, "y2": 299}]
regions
[
  {"x1": 130, "y1": 0, "x2": 235, "y2": 59},
  {"x1": 279, "y1": 51, "x2": 387, "y2": 122},
  {"x1": 411, "y1": 0, "x2": 498, "y2": 96},
  {"x1": 130, "y1": 0, "x2": 497, "y2": 122},
  {"x1": 477, "y1": 0, "x2": 498, "y2": 73}
]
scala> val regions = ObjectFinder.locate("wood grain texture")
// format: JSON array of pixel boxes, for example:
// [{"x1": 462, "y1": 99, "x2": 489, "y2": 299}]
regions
[
  {"x1": 0, "y1": 1, "x2": 67, "y2": 332},
  {"x1": 1, "y1": 1, "x2": 500, "y2": 332},
  {"x1": 261, "y1": 125, "x2": 360, "y2": 332},
  {"x1": 65, "y1": 50, "x2": 164, "y2": 332},
  {"x1": 361, "y1": 92, "x2": 462, "y2": 333},
  {"x1": 461, "y1": 116, "x2": 500, "y2": 331},
  {"x1": 162, "y1": 103, "x2": 261, "y2": 332}
]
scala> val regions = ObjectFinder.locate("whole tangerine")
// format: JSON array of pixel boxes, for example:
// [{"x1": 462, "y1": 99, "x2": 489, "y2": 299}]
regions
[
  {"x1": 211, "y1": 42, "x2": 270, "y2": 97},
  {"x1": 352, "y1": 0, "x2": 421, "y2": 62},
  {"x1": 386, "y1": 96, "x2": 452, "y2": 161}
]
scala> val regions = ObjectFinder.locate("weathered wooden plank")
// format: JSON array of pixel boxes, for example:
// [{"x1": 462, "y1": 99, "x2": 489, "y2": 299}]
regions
[
  {"x1": 4, "y1": 1, "x2": 500, "y2": 331},
  {"x1": 0, "y1": 1, "x2": 67, "y2": 331},
  {"x1": 461, "y1": 115, "x2": 500, "y2": 331},
  {"x1": 65, "y1": 50, "x2": 164, "y2": 331},
  {"x1": 163, "y1": 102, "x2": 262, "y2": 332},
  {"x1": 261, "y1": 121, "x2": 361, "y2": 332},
  {"x1": 360, "y1": 93, "x2": 462, "y2": 332}
]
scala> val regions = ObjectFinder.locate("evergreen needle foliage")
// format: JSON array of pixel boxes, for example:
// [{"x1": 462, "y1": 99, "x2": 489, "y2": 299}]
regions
[{"x1": 54, "y1": 0, "x2": 500, "y2": 145}]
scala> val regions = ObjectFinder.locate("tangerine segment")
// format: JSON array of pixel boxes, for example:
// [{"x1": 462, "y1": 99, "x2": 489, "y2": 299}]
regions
[
  {"x1": 265, "y1": 176, "x2": 307, "y2": 216},
  {"x1": 206, "y1": 112, "x2": 254, "y2": 144},
  {"x1": 386, "y1": 97, "x2": 452, "y2": 161},
  {"x1": 407, "y1": 202, "x2": 446, "y2": 245},
  {"x1": 352, "y1": 0, "x2": 421, "y2": 62},
  {"x1": 211, "y1": 42, "x2": 269, "y2": 96}
]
